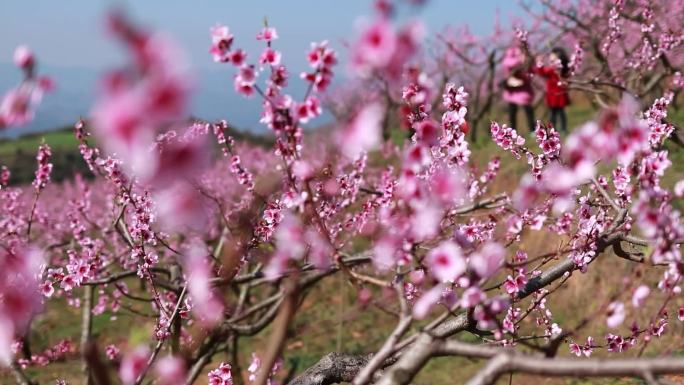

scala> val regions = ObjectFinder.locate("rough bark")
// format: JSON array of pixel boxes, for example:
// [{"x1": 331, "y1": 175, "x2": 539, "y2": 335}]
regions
[{"x1": 288, "y1": 353, "x2": 375, "y2": 385}]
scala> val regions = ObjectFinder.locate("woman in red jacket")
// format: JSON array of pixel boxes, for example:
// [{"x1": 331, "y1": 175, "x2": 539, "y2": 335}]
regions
[{"x1": 534, "y1": 47, "x2": 570, "y2": 132}]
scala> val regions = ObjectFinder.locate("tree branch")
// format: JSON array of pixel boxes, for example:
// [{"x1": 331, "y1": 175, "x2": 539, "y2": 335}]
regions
[
  {"x1": 287, "y1": 353, "x2": 375, "y2": 385},
  {"x1": 352, "y1": 284, "x2": 412, "y2": 385}
]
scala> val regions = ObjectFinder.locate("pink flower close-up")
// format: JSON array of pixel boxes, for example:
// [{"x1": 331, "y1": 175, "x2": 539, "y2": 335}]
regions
[{"x1": 427, "y1": 241, "x2": 466, "y2": 283}]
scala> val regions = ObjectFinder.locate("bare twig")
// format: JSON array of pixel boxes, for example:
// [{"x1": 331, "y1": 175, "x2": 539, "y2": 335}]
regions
[
  {"x1": 8, "y1": 362, "x2": 35, "y2": 385},
  {"x1": 352, "y1": 284, "x2": 412, "y2": 385},
  {"x1": 133, "y1": 285, "x2": 187, "y2": 385},
  {"x1": 454, "y1": 348, "x2": 684, "y2": 385}
]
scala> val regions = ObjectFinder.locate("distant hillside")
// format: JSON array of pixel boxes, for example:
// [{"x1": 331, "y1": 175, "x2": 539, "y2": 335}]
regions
[
  {"x1": 0, "y1": 128, "x2": 87, "y2": 185},
  {"x1": 0, "y1": 122, "x2": 274, "y2": 186},
  {"x1": 5, "y1": 100, "x2": 684, "y2": 186},
  {"x1": 0, "y1": 63, "x2": 306, "y2": 139}
]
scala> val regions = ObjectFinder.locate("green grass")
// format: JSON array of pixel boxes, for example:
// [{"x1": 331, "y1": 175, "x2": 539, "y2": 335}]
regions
[
  {"x1": 0, "y1": 128, "x2": 87, "y2": 185},
  {"x1": 0, "y1": 129, "x2": 79, "y2": 158}
]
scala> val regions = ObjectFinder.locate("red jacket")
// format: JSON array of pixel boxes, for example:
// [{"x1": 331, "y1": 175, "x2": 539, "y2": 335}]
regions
[{"x1": 534, "y1": 65, "x2": 570, "y2": 108}]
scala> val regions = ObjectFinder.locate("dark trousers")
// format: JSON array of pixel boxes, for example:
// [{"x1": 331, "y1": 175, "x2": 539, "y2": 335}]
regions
[
  {"x1": 550, "y1": 107, "x2": 567, "y2": 132},
  {"x1": 508, "y1": 103, "x2": 535, "y2": 133}
]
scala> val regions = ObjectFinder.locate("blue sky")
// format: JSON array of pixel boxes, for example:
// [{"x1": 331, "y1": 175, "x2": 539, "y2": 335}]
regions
[{"x1": 0, "y1": 0, "x2": 529, "y2": 137}]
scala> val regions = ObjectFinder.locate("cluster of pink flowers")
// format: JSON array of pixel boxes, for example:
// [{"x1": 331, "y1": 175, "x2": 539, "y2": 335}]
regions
[
  {"x1": 264, "y1": 212, "x2": 332, "y2": 279},
  {"x1": 301, "y1": 40, "x2": 336, "y2": 93},
  {"x1": 606, "y1": 301, "x2": 626, "y2": 328},
  {"x1": 209, "y1": 25, "x2": 236, "y2": 63},
  {"x1": 210, "y1": 23, "x2": 335, "y2": 164},
  {"x1": 16, "y1": 339, "x2": 74, "y2": 368},
  {"x1": 602, "y1": 2, "x2": 623, "y2": 54},
  {"x1": 503, "y1": 270, "x2": 527, "y2": 295},
  {"x1": 568, "y1": 43, "x2": 584, "y2": 75},
  {"x1": 644, "y1": 91, "x2": 674, "y2": 147},
  {"x1": 120, "y1": 346, "x2": 186, "y2": 385},
  {"x1": 58, "y1": 249, "x2": 97, "y2": 291},
  {"x1": 105, "y1": 344, "x2": 121, "y2": 361},
  {"x1": 93, "y1": 12, "x2": 193, "y2": 181},
  {"x1": 569, "y1": 336, "x2": 595, "y2": 357},
  {"x1": 89, "y1": 13, "x2": 212, "y2": 238},
  {"x1": 0, "y1": 46, "x2": 53, "y2": 129},
  {"x1": 208, "y1": 362, "x2": 233, "y2": 385},
  {"x1": 154, "y1": 355, "x2": 187, "y2": 385},
  {"x1": 247, "y1": 352, "x2": 282, "y2": 384},
  {"x1": 490, "y1": 122, "x2": 526, "y2": 159},
  {"x1": 0, "y1": 246, "x2": 43, "y2": 364},
  {"x1": 229, "y1": 154, "x2": 255, "y2": 191},
  {"x1": 255, "y1": 199, "x2": 284, "y2": 242},
  {"x1": 535, "y1": 124, "x2": 561, "y2": 160},
  {"x1": 520, "y1": 123, "x2": 562, "y2": 180},
  {"x1": 210, "y1": 24, "x2": 290, "y2": 97},
  {"x1": 339, "y1": 102, "x2": 384, "y2": 160},
  {"x1": 32, "y1": 142, "x2": 53, "y2": 191},
  {"x1": 118, "y1": 345, "x2": 150, "y2": 385},
  {"x1": 612, "y1": 166, "x2": 631, "y2": 202},
  {"x1": 512, "y1": 95, "x2": 653, "y2": 215},
  {"x1": 441, "y1": 84, "x2": 469, "y2": 133},
  {"x1": 184, "y1": 244, "x2": 225, "y2": 326},
  {"x1": 428, "y1": 83, "x2": 470, "y2": 167},
  {"x1": 400, "y1": 68, "x2": 435, "y2": 129},
  {"x1": 351, "y1": 19, "x2": 422, "y2": 79}
]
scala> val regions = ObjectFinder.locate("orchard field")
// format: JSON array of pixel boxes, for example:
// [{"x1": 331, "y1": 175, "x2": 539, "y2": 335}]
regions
[{"x1": 3, "y1": 1, "x2": 684, "y2": 385}]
